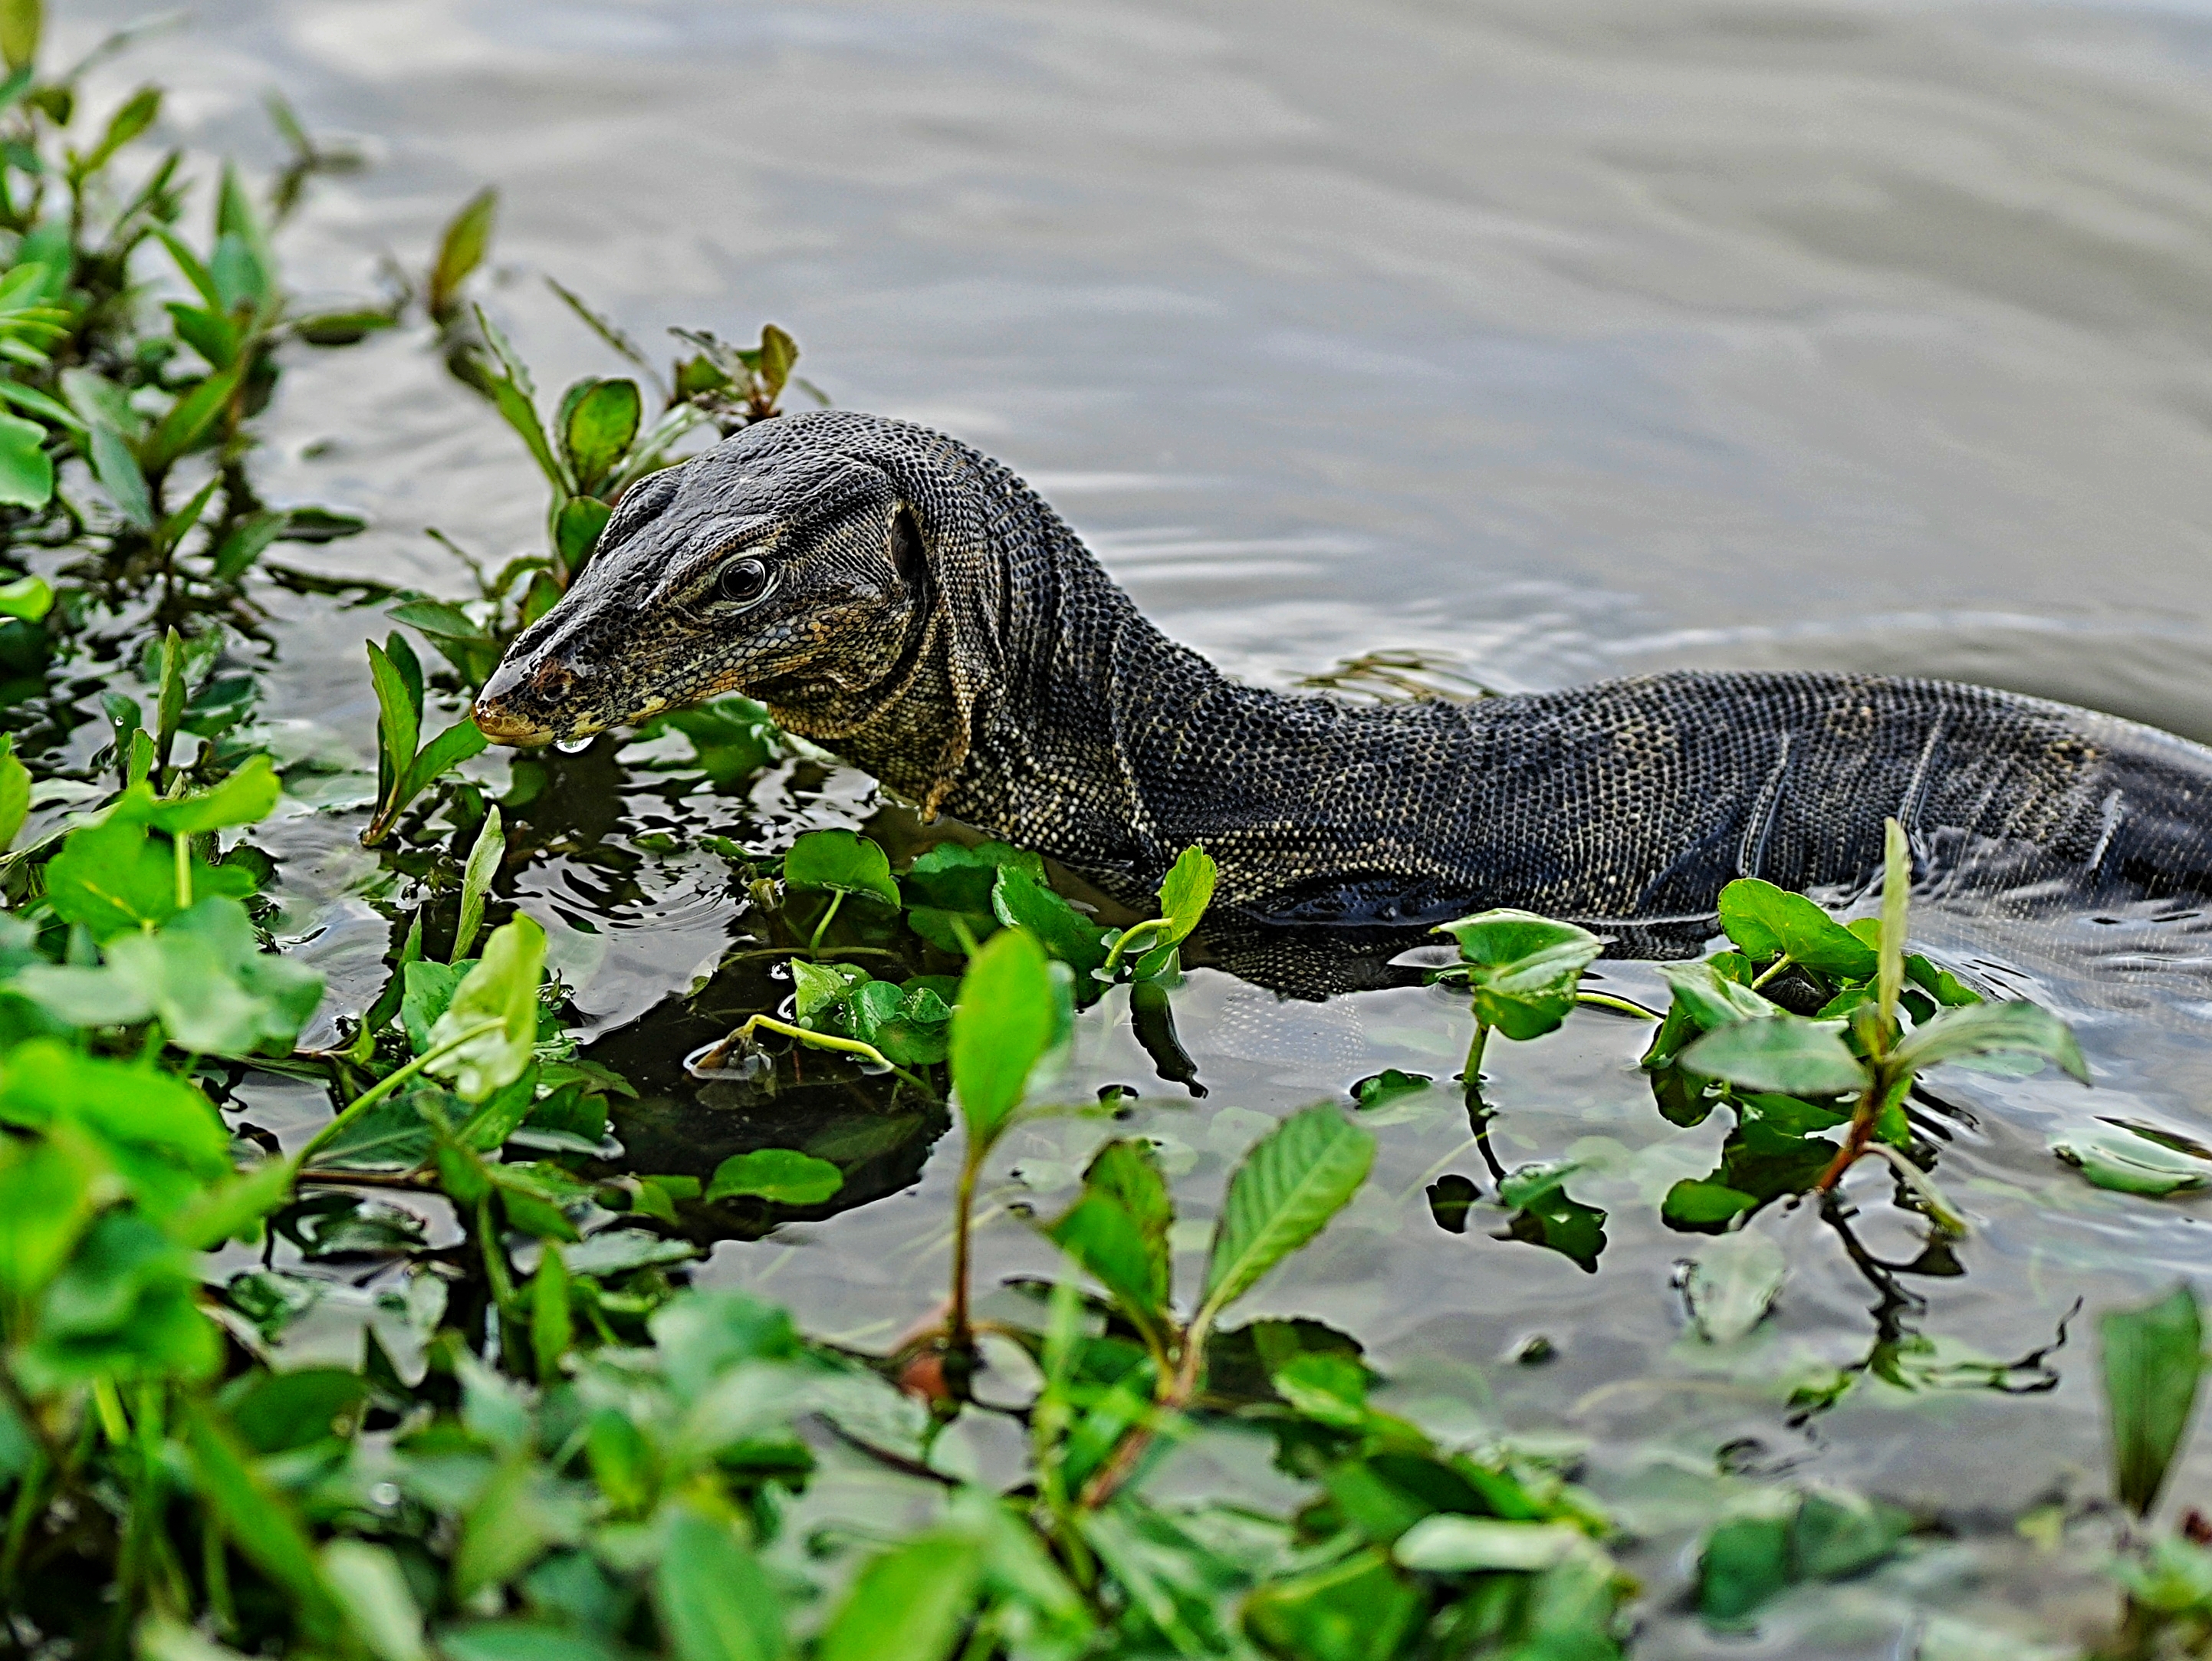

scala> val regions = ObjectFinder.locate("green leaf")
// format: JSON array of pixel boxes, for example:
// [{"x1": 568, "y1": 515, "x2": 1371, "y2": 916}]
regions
[
  {"x1": 435, "y1": 1624, "x2": 622, "y2": 1661},
  {"x1": 652, "y1": 1505, "x2": 785, "y2": 1661},
  {"x1": 783, "y1": 828, "x2": 900, "y2": 907},
  {"x1": 429, "y1": 188, "x2": 497, "y2": 324},
  {"x1": 1717, "y1": 878, "x2": 1878, "y2": 982},
  {"x1": 1698, "y1": 1515, "x2": 1792, "y2": 1626},
  {"x1": 43, "y1": 817, "x2": 182, "y2": 938},
  {"x1": 1682, "y1": 1230, "x2": 1787, "y2": 1344},
  {"x1": 1661, "y1": 1178, "x2": 1761, "y2": 1232},
  {"x1": 132, "y1": 752, "x2": 283, "y2": 834},
  {"x1": 529, "y1": 1242, "x2": 570, "y2": 1384},
  {"x1": 0, "y1": 409, "x2": 50, "y2": 507},
  {"x1": 0, "y1": 735, "x2": 27, "y2": 853},
  {"x1": 991, "y1": 863, "x2": 1109, "y2": 982},
  {"x1": 184, "y1": 1401, "x2": 342, "y2": 1634},
  {"x1": 1433, "y1": 909, "x2": 1604, "y2": 1041},
  {"x1": 1203, "y1": 1105, "x2": 1375, "y2": 1316},
  {"x1": 104, "y1": 895, "x2": 325, "y2": 1054},
  {"x1": 1047, "y1": 1138, "x2": 1175, "y2": 1347},
  {"x1": 322, "y1": 1540, "x2": 427, "y2": 1661},
  {"x1": 400, "y1": 716, "x2": 490, "y2": 804},
  {"x1": 0, "y1": 1043, "x2": 230, "y2": 1219},
  {"x1": 1791, "y1": 1490, "x2": 1911, "y2": 1581},
  {"x1": 559, "y1": 378, "x2": 640, "y2": 492},
  {"x1": 80, "y1": 84, "x2": 159, "y2": 172},
  {"x1": 2101, "y1": 1284, "x2": 2205, "y2": 1515},
  {"x1": 0, "y1": 1128, "x2": 100, "y2": 1301},
  {"x1": 169, "y1": 1154, "x2": 295, "y2": 1251},
  {"x1": 902, "y1": 840, "x2": 1040, "y2": 953},
  {"x1": 0, "y1": 0, "x2": 39, "y2": 72},
  {"x1": 1890, "y1": 998, "x2": 2089, "y2": 1084},
  {"x1": 554, "y1": 494, "x2": 611, "y2": 577},
  {"x1": 453, "y1": 806, "x2": 505, "y2": 963},
  {"x1": 1877, "y1": 817, "x2": 1908, "y2": 1028},
  {"x1": 705, "y1": 1147, "x2": 844, "y2": 1205},
  {"x1": 2055, "y1": 1123, "x2": 2212, "y2": 1198},
  {"x1": 366, "y1": 641, "x2": 419, "y2": 810},
  {"x1": 814, "y1": 1530, "x2": 984, "y2": 1661},
  {"x1": 948, "y1": 926, "x2": 1057, "y2": 1143},
  {"x1": 1679, "y1": 1012, "x2": 1869, "y2": 1097},
  {"x1": 1156, "y1": 843, "x2": 1218, "y2": 946},
  {"x1": 1242, "y1": 1547, "x2": 1422, "y2": 1661},
  {"x1": 143, "y1": 360, "x2": 243, "y2": 475},
  {"x1": 426, "y1": 914, "x2": 546, "y2": 1101},
  {"x1": 754, "y1": 323, "x2": 798, "y2": 403},
  {"x1": 89, "y1": 423, "x2": 153, "y2": 528},
  {"x1": 1655, "y1": 959, "x2": 1773, "y2": 1036}
]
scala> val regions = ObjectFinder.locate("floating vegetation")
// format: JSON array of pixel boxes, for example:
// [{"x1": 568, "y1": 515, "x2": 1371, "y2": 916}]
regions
[{"x1": 0, "y1": 6, "x2": 2198, "y2": 1657}]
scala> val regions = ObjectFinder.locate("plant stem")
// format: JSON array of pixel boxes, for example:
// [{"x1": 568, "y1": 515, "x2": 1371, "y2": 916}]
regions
[
  {"x1": 1462, "y1": 1018, "x2": 1491, "y2": 1085},
  {"x1": 807, "y1": 889, "x2": 843, "y2": 956},
  {"x1": 947, "y1": 1141, "x2": 984, "y2": 1352},
  {"x1": 1574, "y1": 990, "x2": 1660, "y2": 1019},
  {"x1": 725, "y1": 1014, "x2": 929, "y2": 1090},
  {"x1": 1100, "y1": 919, "x2": 1167, "y2": 979},
  {"x1": 1750, "y1": 955, "x2": 1792, "y2": 990},
  {"x1": 294, "y1": 1015, "x2": 503, "y2": 1164}
]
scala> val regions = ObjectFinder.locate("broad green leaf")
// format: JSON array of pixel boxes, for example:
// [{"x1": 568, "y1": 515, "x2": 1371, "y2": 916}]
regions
[
  {"x1": 560, "y1": 377, "x2": 640, "y2": 491},
  {"x1": 1661, "y1": 1178, "x2": 1761, "y2": 1232},
  {"x1": 1792, "y1": 1491, "x2": 1911, "y2": 1581},
  {"x1": 322, "y1": 1539, "x2": 426, "y2": 1661},
  {"x1": 184, "y1": 1401, "x2": 342, "y2": 1633},
  {"x1": 2101, "y1": 1284, "x2": 2204, "y2": 1515},
  {"x1": 948, "y1": 927, "x2": 1057, "y2": 1143},
  {"x1": 400, "y1": 959, "x2": 468, "y2": 1054},
  {"x1": 1203, "y1": 1105, "x2": 1375, "y2": 1315},
  {"x1": 1717, "y1": 877, "x2": 1878, "y2": 983},
  {"x1": 2054, "y1": 1123, "x2": 2212, "y2": 1198},
  {"x1": 106, "y1": 896, "x2": 325, "y2": 1054},
  {"x1": 1392, "y1": 1516, "x2": 1583, "y2": 1573},
  {"x1": 814, "y1": 1530, "x2": 984, "y2": 1661},
  {"x1": 453, "y1": 806, "x2": 504, "y2": 963},
  {"x1": 783, "y1": 828, "x2": 899, "y2": 907},
  {"x1": 652, "y1": 1505, "x2": 784, "y2": 1661},
  {"x1": 790, "y1": 957, "x2": 866, "y2": 1024},
  {"x1": 992, "y1": 863, "x2": 1109, "y2": 981},
  {"x1": 0, "y1": 409, "x2": 50, "y2": 507},
  {"x1": 1655, "y1": 959, "x2": 1773, "y2": 1035},
  {"x1": 1679, "y1": 1013, "x2": 1869, "y2": 1097},
  {"x1": 26, "y1": 1211, "x2": 218, "y2": 1384},
  {"x1": 1156, "y1": 843, "x2": 1218, "y2": 946},
  {"x1": 1891, "y1": 998, "x2": 2089, "y2": 1084},
  {"x1": 0, "y1": 1041, "x2": 230, "y2": 1217},
  {"x1": 530, "y1": 1243, "x2": 570, "y2": 1384},
  {"x1": 1682, "y1": 1230, "x2": 1786, "y2": 1344},
  {"x1": 43, "y1": 817, "x2": 182, "y2": 938},
  {"x1": 169, "y1": 1153, "x2": 295, "y2": 1251},
  {"x1": 1434, "y1": 909, "x2": 1603, "y2": 1041},
  {"x1": 0, "y1": 572, "x2": 49, "y2": 621},
  {"x1": 1242, "y1": 1547, "x2": 1422, "y2": 1661},
  {"x1": 1047, "y1": 1139, "x2": 1175, "y2": 1345},
  {"x1": 755, "y1": 323, "x2": 798, "y2": 403},
  {"x1": 706, "y1": 1147, "x2": 844, "y2": 1205},
  {"x1": 453, "y1": 1457, "x2": 560, "y2": 1597},
  {"x1": 426, "y1": 914, "x2": 546, "y2": 1101},
  {"x1": 0, "y1": 1127, "x2": 101, "y2": 1300},
  {"x1": 429, "y1": 188, "x2": 496, "y2": 323}
]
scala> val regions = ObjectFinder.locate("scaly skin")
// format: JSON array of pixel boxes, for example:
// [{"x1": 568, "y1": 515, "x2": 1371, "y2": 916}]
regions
[{"x1": 476, "y1": 412, "x2": 2212, "y2": 932}]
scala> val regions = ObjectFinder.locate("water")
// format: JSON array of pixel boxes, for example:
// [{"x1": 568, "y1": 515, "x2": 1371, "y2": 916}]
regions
[{"x1": 75, "y1": 0, "x2": 2212, "y2": 1649}]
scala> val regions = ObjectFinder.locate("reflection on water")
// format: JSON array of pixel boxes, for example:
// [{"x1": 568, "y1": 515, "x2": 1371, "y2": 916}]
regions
[{"x1": 89, "y1": 0, "x2": 2212, "y2": 1647}]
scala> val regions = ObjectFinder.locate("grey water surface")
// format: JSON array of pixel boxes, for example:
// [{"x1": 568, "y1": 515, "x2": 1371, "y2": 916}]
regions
[{"x1": 74, "y1": 0, "x2": 2212, "y2": 1650}]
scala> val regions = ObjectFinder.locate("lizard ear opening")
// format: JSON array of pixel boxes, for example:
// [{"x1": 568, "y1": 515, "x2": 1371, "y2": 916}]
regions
[{"x1": 890, "y1": 505, "x2": 926, "y2": 595}]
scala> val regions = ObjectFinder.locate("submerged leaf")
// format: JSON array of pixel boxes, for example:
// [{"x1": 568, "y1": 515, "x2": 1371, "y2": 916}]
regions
[
  {"x1": 705, "y1": 1148, "x2": 843, "y2": 1206},
  {"x1": 1682, "y1": 1230, "x2": 1787, "y2": 1344}
]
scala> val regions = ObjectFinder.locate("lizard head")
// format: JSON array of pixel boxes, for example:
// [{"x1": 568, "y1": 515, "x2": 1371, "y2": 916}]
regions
[{"x1": 473, "y1": 413, "x2": 994, "y2": 811}]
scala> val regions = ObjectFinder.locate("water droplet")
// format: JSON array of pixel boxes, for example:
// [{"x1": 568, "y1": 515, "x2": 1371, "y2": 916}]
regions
[{"x1": 555, "y1": 735, "x2": 592, "y2": 755}]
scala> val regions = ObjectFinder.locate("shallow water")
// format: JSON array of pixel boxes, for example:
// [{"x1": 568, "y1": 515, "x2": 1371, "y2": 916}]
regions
[{"x1": 73, "y1": 0, "x2": 2212, "y2": 1648}]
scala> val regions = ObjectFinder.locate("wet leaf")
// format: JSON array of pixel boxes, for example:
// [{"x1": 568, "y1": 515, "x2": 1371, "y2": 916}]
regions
[
  {"x1": 1891, "y1": 998, "x2": 2089, "y2": 1084},
  {"x1": 0, "y1": 734, "x2": 28, "y2": 851},
  {"x1": 1433, "y1": 909, "x2": 1603, "y2": 1041},
  {"x1": 1679, "y1": 1012, "x2": 1868, "y2": 1097},
  {"x1": 783, "y1": 828, "x2": 899, "y2": 908},
  {"x1": 993, "y1": 862, "x2": 1109, "y2": 982},
  {"x1": 1698, "y1": 1513, "x2": 1791, "y2": 1626},
  {"x1": 1717, "y1": 877, "x2": 1878, "y2": 982},
  {"x1": 2054, "y1": 1122, "x2": 2212, "y2": 1198},
  {"x1": 1243, "y1": 1547, "x2": 1422, "y2": 1661},
  {"x1": 1203, "y1": 1105, "x2": 1374, "y2": 1316},
  {"x1": 453, "y1": 806, "x2": 504, "y2": 963},
  {"x1": 1156, "y1": 842, "x2": 1217, "y2": 946},
  {"x1": 2100, "y1": 1283, "x2": 2204, "y2": 1516},
  {"x1": 706, "y1": 1148, "x2": 844, "y2": 1205},
  {"x1": 553, "y1": 494, "x2": 610, "y2": 577}
]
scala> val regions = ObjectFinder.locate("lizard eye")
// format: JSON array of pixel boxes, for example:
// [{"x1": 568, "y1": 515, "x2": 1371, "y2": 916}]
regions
[{"x1": 715, "y1": 556, "x2": 773, "y2": 607}]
